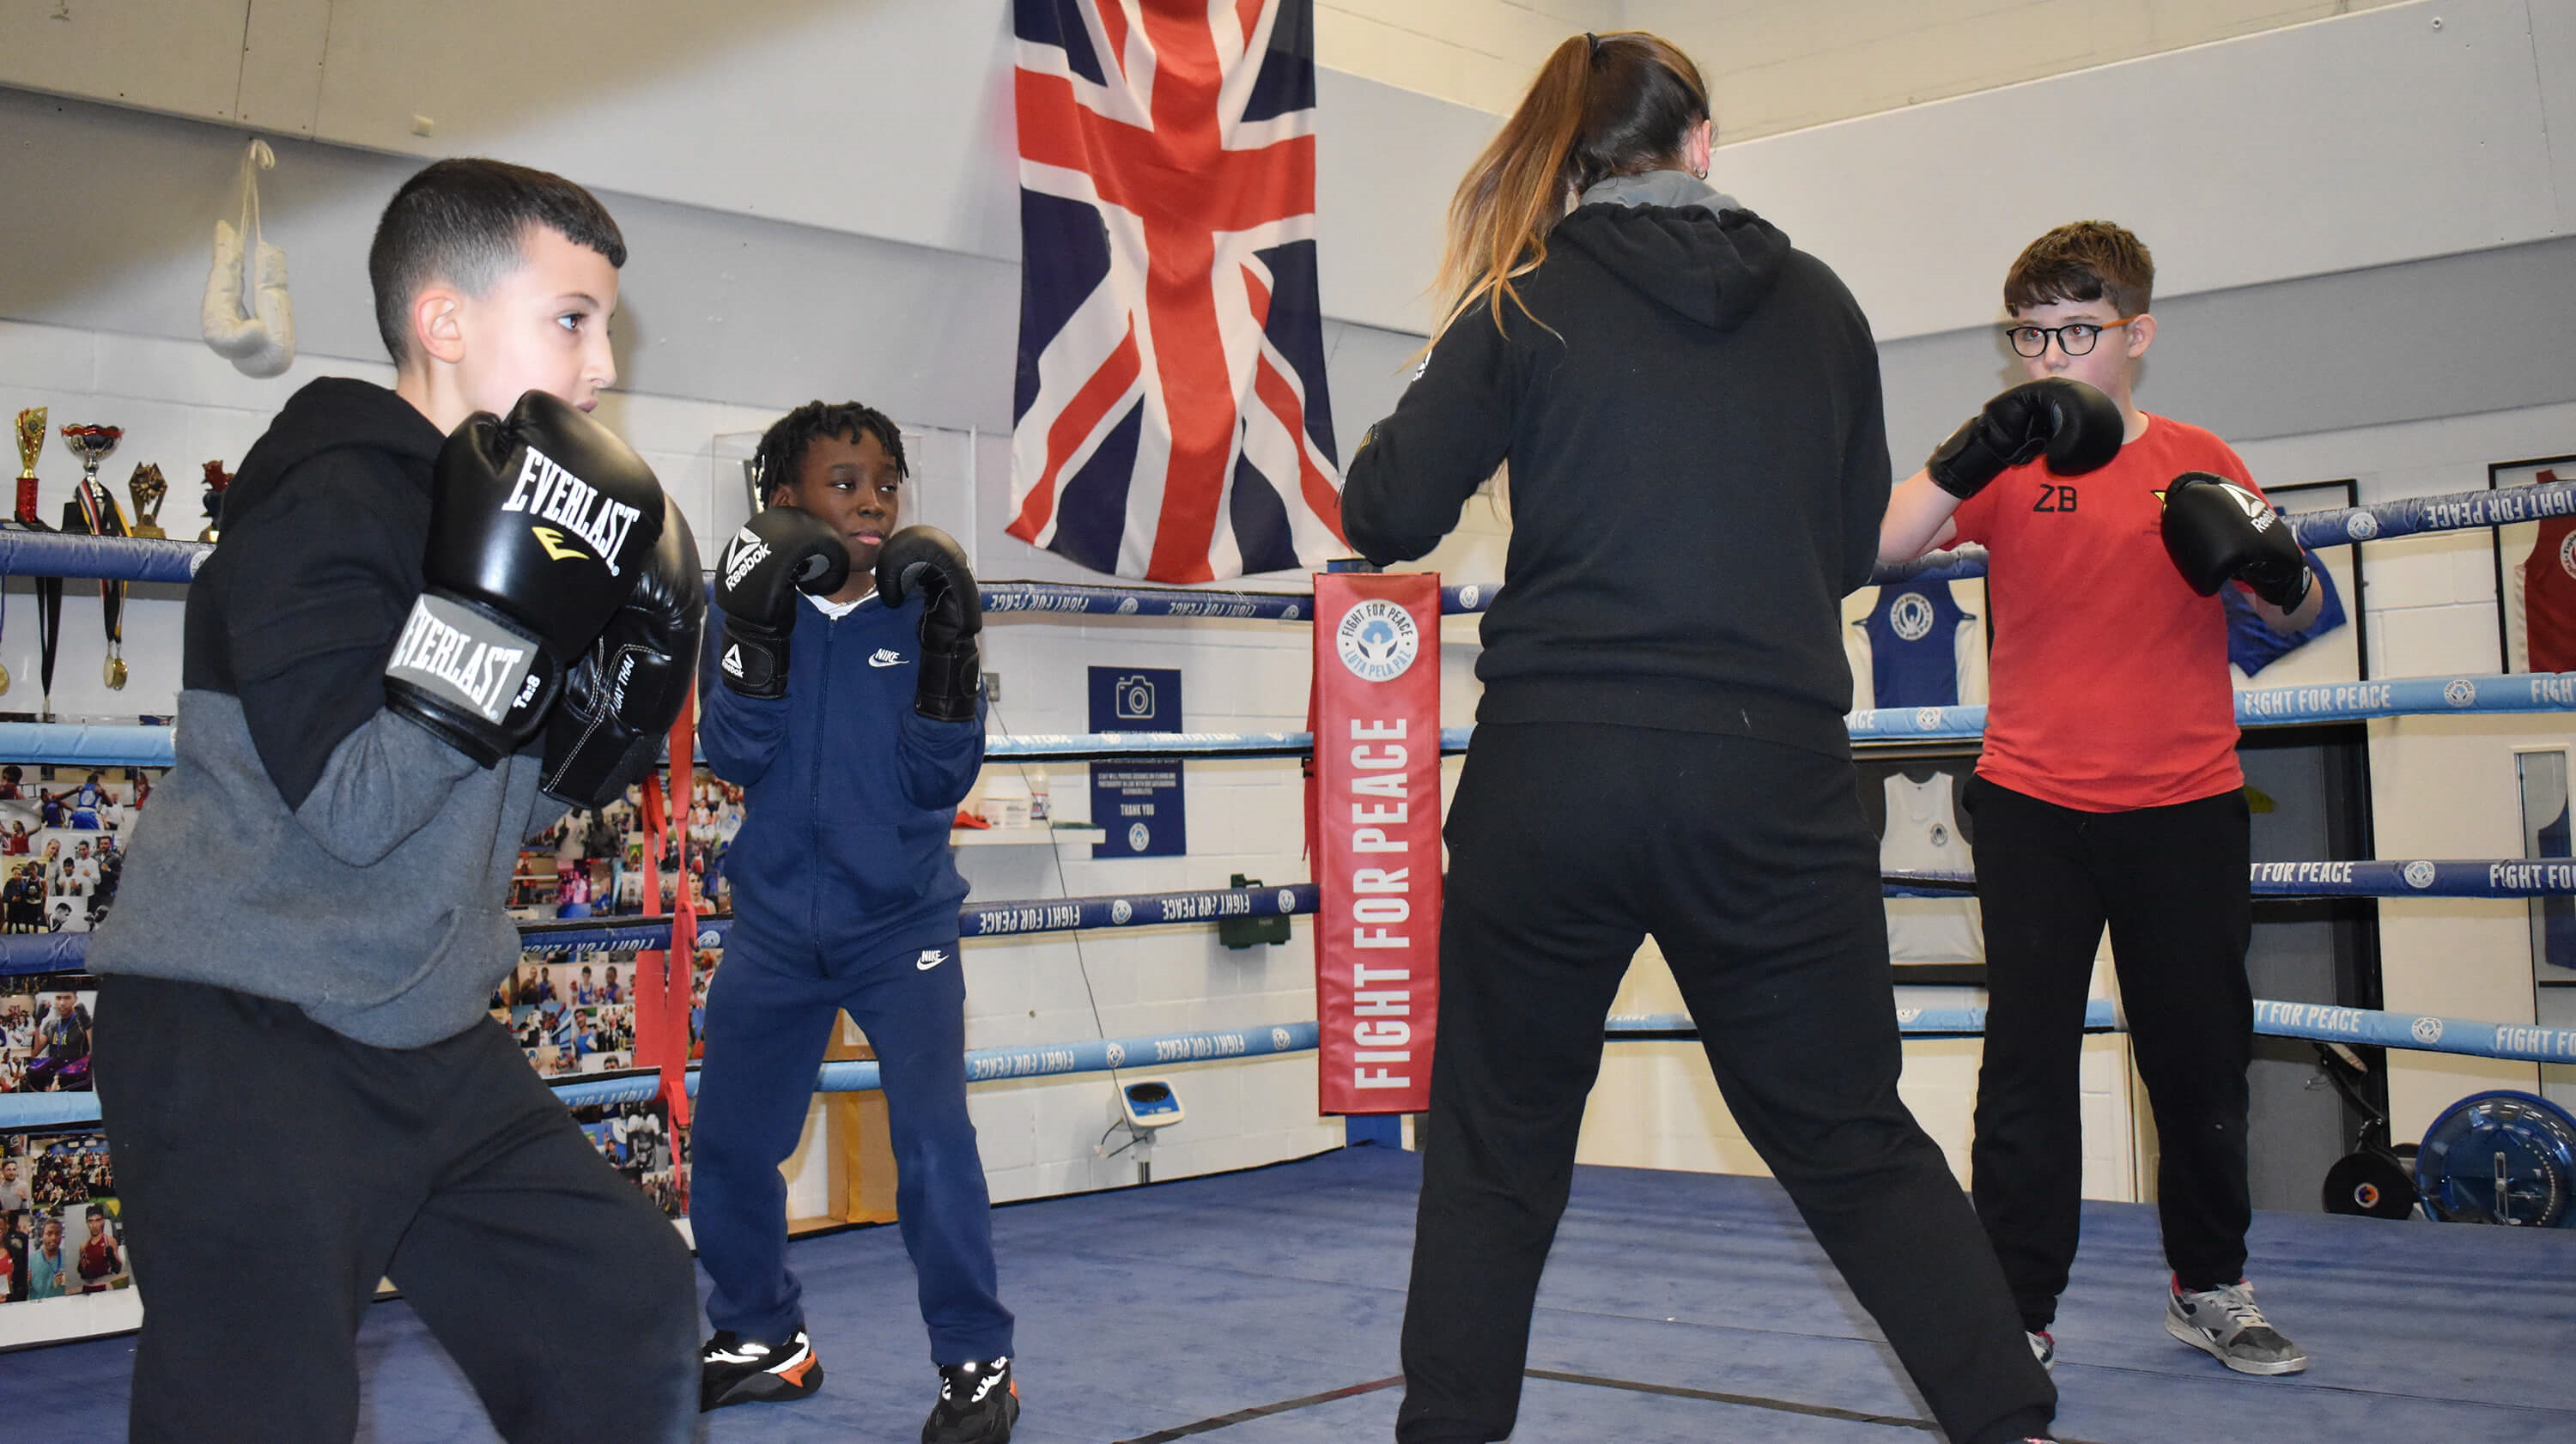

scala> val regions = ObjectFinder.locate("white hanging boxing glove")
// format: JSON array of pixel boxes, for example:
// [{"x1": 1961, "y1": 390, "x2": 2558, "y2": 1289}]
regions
[{"x1": 201, "y1": 139, "x2": 296, "y2": 379}]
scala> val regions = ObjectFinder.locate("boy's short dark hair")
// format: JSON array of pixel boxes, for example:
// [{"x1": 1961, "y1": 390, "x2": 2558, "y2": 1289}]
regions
[
  {"x1": 368, "y1": 158, "x2": 628, "y2": 364},
  {"x1": 753, "y1": 401, "x2": 910, "y2": 502},
  {"x1": 2004, "y1": 220, "x2": 2154, "y2": 318}
]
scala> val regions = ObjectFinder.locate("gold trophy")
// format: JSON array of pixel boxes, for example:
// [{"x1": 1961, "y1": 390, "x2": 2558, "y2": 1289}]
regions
[
  {"x1": 199, "y1": 459, "x2": 232, "y2": 543},
  {"x1": 10, "y1": 408, "x2": 46, "y2": 529},
  {"x1": 127, "y1": 463, "x2": 168, "y2": 539},
  {"x1": 59, "y1": 423, "x2": 130, "y2": 690}
]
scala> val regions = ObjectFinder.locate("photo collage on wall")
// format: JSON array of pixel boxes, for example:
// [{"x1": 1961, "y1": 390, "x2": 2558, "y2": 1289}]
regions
[
  {"x1": 2, "y1": 969, "x2": 124, "y2": 1307},
  {"x1": 0, "y1": 766, "x2": 158, "y2": 936},
  {"x1": 569, "y1": 1097, "x2": 686, "y2": 1220},
  {"x1": 489, "y1": 767, "x2": 743, "y2": 1219},
  {"x1": 0, "y1": 1125, "x2": 129, "y2": 1304},
  {"x1": 508, "y1": 774, "x2": 744, "y2": 923}
]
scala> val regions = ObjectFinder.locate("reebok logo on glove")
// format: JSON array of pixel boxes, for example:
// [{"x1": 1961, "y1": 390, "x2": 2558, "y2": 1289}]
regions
[
  {"x1": 499, "y1": 446, "x2": 643, "y2": 578},
  {"x1": 722, "y1": 527, "x2": 772, "y2": 591}
]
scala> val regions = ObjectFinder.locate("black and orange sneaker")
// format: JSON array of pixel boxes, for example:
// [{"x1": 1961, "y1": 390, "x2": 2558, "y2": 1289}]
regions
[
  {"x1": 922, "y1": 1356, "x2": 1018, "y2": 1443},
  {"x1": 700, "y1": 1328, "x2": 822, "y2": 1411}
]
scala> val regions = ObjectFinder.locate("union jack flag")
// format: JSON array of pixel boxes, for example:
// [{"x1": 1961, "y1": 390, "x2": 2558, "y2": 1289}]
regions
[{"x1": 1010, "y1": 0, "x2": 1346, "y2": 583}]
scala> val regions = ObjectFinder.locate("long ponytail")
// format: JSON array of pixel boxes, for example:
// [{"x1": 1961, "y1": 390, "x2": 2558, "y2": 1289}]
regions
[{"x1": 1431, "y1": 32, "x2": 1711, "y2": 343}]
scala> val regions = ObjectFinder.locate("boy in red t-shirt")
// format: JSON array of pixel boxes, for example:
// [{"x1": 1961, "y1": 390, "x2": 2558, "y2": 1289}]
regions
[{"x1": 1880, "y1": 221, "x2": 2323, "y2": 1377}]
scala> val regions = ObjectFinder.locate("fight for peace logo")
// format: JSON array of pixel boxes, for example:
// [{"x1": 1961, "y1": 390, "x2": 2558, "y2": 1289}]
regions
[
  {"x1": 1277, "y1": 888, "x2": 1297, "y2": 915},
  {"x1": 1272, "y1": 1027, "x2": 1293, "y2": 1050},
  {"x1": 2346, "y1": 512, "x2": 2379, "y2": 540},
  {"x1": 2411, "y1": 1016, "x2": 2445, "y2": 1046},
  {"x1": 1337, "y1": 599, "x2": 1419, "y2": 683},
  {"x1": 1915, "y1": 707, "x2": 1945, "y2": 731},
  {"x1": 1110, "y1": 899, "x2": 1133, "y2": 925},
  {"x1": 2559, "y1": 531, "x2": 2576, "y2": 581},
  {"x1": 2402, "y1": 860, "x2": 2438, "y2": 890},
  {"x1": 2444, "y1": 678, "x2": 2478, "y2": 708},
  {"x1": 1456, "y1": 584, "x2": 1481, "y2": 609},
  {"x1": 1889, "y1": 590, "x2": 1936, "y2": 642}
]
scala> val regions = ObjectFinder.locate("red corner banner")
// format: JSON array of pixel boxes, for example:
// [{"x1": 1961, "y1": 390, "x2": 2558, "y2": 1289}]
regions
[{"x1": 1311, "y1": 572, "x2": 1442, "y2": 1114}]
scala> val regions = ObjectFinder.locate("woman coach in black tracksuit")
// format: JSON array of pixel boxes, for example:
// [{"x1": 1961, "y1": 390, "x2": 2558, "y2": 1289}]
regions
[{"x1": 1339, "y1": 31, "x2": 2059, "y2": 1444}]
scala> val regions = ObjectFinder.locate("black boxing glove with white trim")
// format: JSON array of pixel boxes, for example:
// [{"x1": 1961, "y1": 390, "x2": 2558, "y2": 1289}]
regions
[
  {"x1": 2160, "y1": 471, "x2": 2312, "y2": 610},
  {"x1": 386, "y1": 391, "x2": 666, "y2": 766},
  {"x1": 712, "y1": 505, "x2": 849, "y2": 699}
]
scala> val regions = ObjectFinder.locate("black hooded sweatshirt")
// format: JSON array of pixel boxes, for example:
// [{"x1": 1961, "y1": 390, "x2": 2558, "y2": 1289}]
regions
[
  {"x1": 88, "y1": 378, "x2": 562, "y2": 1047},
  {"x1": 1342, "y1": 177, "x2": 1888, "y2": 761}
]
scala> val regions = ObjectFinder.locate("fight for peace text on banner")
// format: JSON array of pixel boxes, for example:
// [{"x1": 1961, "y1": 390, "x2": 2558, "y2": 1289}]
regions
[
  {"x1": 1311, "y1": 572, "x2": 1440, "y2": 1114},
  {"x1": 1008, "y1": 0, "x2": 1346, "y2": 583}
]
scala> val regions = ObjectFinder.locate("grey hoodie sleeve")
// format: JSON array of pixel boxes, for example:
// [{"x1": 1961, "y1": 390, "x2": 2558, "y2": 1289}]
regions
[
  {"x1": 223, "y1": 462, "x2": 480, "y2": 865},
  {"x1": 1342, "y1": 308, "x2": 1519, "y2": 566}
]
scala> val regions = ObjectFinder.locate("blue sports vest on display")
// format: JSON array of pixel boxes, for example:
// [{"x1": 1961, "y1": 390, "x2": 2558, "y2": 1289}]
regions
[
  {"x1": 1860, "y1": 583, "x2": 1972, "y2": 708},
  {"x1": 2224, "y1": 549, "x2": 2346, "y2": 676}
]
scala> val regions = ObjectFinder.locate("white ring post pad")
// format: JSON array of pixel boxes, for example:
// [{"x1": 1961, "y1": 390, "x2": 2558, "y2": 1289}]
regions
[{"x1": 386, "y1": 591, "x2": 544, "y2": 729}]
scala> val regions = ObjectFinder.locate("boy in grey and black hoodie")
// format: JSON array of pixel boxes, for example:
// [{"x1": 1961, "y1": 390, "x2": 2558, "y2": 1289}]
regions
[{"x1": 87, "y1": 158, "x2": 703, "y2": 1444}]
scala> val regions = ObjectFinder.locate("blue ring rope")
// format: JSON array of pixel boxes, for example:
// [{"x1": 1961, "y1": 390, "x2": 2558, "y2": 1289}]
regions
[
  {"x1": 1885, "y1": 859, "x2": 2576, "y2": 899},
  {"x1": 0, "y1": 1021, "x2": 1326, "y2": 1128},
  {"x1": 0, "y1": 881, "x2": 1327, "y2": 974},
  {"x1": 11, "y1": 993, "x2": 2567, "y2": 1130},
  {"x1": 9, "y1": 667, "x2": 2567, "y2": 768},
  {"x1": 12, "y1": 478, "x2": 2567, "y2": 612}
]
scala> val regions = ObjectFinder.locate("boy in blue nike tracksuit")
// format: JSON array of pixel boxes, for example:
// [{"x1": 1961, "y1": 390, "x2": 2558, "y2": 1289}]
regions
[{"x1": 692, "y1": 401, "x2": 1017, "y2": 1441}]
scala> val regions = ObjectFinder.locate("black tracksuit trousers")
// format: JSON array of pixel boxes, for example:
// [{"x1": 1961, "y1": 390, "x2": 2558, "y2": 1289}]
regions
[
  {"x1": 1396, "y1": 724, "x2": 2055, "y2": 1444},
  {"x1": 93, "y1": 974, "x2": 701, "y2": 1444},
  {"x1": 1961, "y1": 777, "x2": 2255, "y2": 1330}
]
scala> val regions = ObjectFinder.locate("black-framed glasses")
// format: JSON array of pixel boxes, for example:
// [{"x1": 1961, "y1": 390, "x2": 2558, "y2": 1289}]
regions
[{"x1": 2003, "y1": 317, "x2": 2138, "y2": 358}]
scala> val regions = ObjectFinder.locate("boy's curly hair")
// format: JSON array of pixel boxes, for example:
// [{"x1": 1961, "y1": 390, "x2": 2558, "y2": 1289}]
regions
[
  {"x1": 2004, "y1": 221, "x2": 2154, "y2": 319},
  {"x1": 752, "y1": 401, "x2": 909, "y2": 502}
]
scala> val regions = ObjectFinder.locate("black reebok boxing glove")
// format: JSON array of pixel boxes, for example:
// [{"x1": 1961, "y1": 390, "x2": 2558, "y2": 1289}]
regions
[
  {"x1": 386, "y1": 391, "x2": 665, "y2": 765},
  {"x1": 874, "y1": 525, "x2": 982, "y2": 723},
  {"x1": 1925, "y1": 378, "x2": 2123, "y2": 500},
  {"x1": 542, "y1": 498, "x2": 707, "y2": 809},
  {"x1": 713, "y1": 505, "x2": 849, "y2": 698},
  {"x1": 2160, "y1": 471, "x2": 2312, "y2": 610}
]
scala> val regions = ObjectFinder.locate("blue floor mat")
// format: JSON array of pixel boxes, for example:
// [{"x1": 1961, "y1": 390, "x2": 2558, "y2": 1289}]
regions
[{"x1": 4, "y1": 1144, "x2": 2572, "y2": 1442}]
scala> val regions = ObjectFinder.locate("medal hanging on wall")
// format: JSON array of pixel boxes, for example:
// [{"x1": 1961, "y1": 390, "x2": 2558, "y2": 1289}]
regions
[
  {"x1": 65, "y1": 474, "x2": 131, "y2": 691},
  {"x1": 36, "y1": 573, "x2": 60, "y2": 719}
]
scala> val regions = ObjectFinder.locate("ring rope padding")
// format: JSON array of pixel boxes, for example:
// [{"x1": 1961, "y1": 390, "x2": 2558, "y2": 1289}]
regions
[
  {"x1": 6, "y1": 667, "x2": 2572, "y2": 768},
  {"x1": 7, "y1": 476, "x2": 2572, "y2": 609},
  {"x1": 13, "y1": 993, "x2": 2572, "y2": 1132},
  {"x1": 1886, "y1": 859, "x2": 2576, "y2": 899}
]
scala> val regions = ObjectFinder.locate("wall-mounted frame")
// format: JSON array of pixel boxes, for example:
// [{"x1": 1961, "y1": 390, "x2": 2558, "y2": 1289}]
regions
[
  {"x1": 2513, "y1": 746, "x2": 2576, "y2": 1109},
  {"x1": 2488, "y1": 454, "x2": 2576, "y2": 675}
]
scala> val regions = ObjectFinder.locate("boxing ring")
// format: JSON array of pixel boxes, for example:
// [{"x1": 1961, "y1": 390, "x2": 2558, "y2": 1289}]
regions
[{"x1": 3, "y1": 481, "x2": 2576, "y2": 1441}]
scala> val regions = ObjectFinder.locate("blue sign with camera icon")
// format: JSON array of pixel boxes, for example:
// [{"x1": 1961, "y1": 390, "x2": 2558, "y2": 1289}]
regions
[{"x1": 1088, "y1": 666, "x2": 1185, "y2": 858}]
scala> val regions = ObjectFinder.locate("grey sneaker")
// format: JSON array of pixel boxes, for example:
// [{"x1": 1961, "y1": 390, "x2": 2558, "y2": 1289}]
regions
[
  {"x1": 2165, "y1": 1279, "x2": 2308, "y2": 1374},
  {"x1": 2026, "y1": 1329, "x2": 2056, "y2": 1370}
]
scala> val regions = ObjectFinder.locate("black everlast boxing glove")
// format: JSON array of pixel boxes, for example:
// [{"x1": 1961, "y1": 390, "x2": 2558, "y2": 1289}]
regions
[
  {"x1": 874, "y1": 525, "x2": 981, "y2": 723},
  {"x1": 1925, "y1": 377, "x2": 2124, "y2": 500},
  {"x1": 386, "y1": 391, "x2": 665, "y2": 766},
  {"x1": 713, "y1": 505, "x2": 849, "y2": 698},
  {"x1": 542, "y1": 497, "x2": 707, "y2": 809},
  {"x1": 2160, "y1": 471, "x2": 2313, "y2": 609}
]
